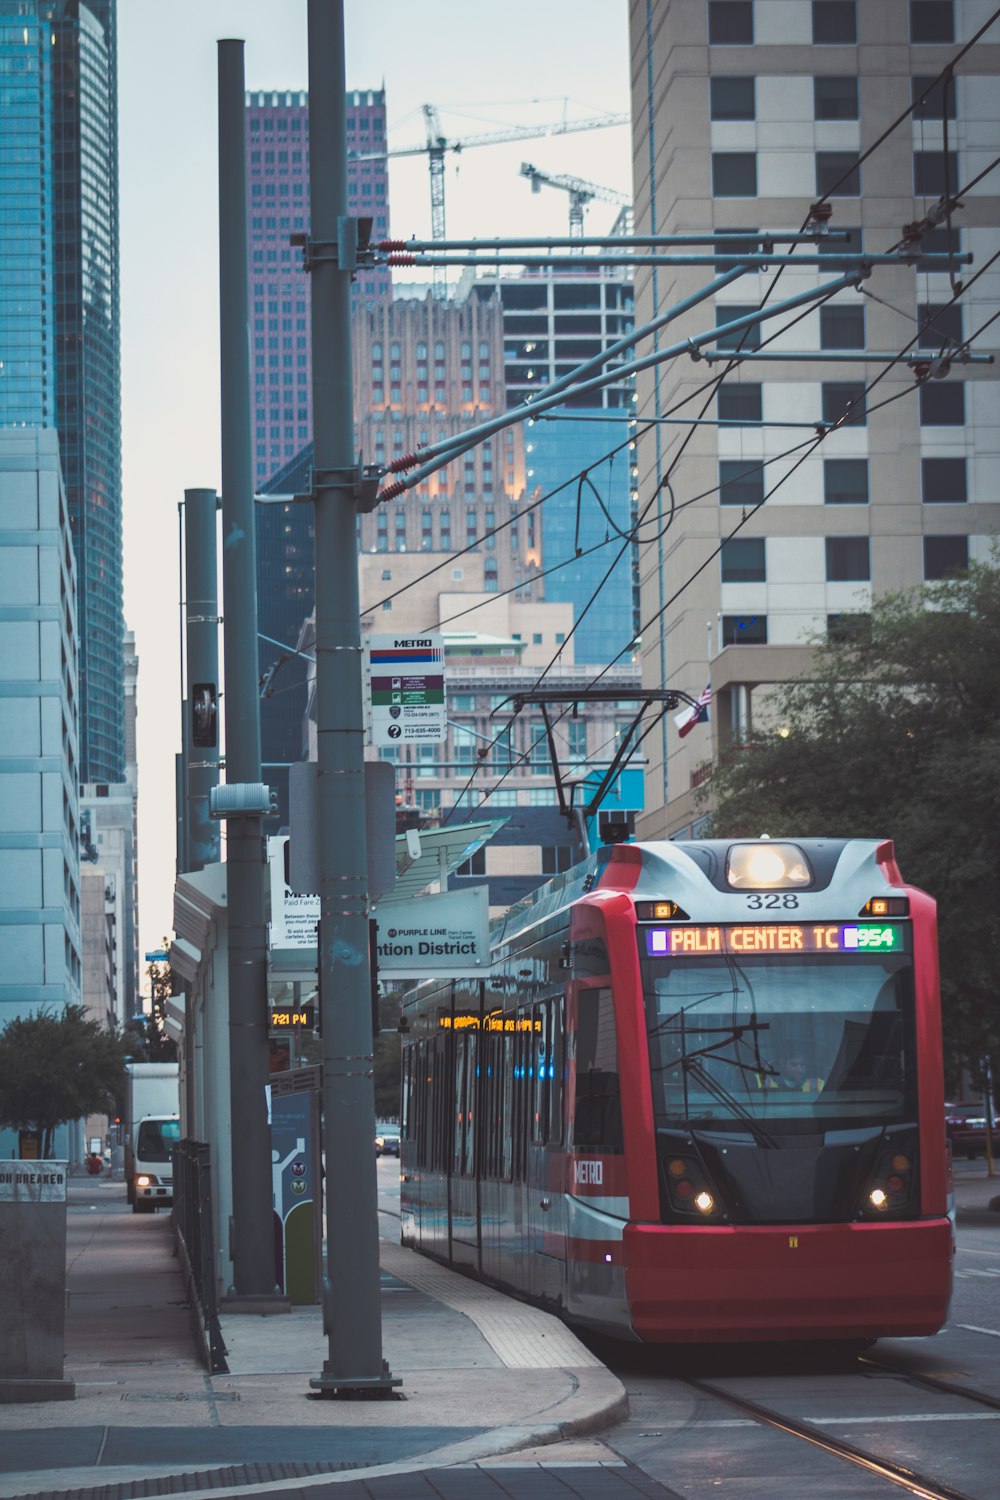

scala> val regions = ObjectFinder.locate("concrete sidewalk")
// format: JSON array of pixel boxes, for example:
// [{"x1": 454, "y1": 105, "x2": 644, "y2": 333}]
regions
[{"x1": 0, "y1": 1174, "x2": 629, "y2": 1500}]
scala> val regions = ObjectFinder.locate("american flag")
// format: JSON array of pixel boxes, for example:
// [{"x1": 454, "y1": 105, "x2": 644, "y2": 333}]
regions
[{"x1": 673, "y1": 682, "x2": 712, "y2": 739}]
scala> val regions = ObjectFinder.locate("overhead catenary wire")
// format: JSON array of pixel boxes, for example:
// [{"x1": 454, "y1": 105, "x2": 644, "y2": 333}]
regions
[
  {"x1": 396, "y1": 16, "x2": 1000, "y2": 823},
  {"x1": 445, "y1": 201, "x2": 1000, "y2": 819}
]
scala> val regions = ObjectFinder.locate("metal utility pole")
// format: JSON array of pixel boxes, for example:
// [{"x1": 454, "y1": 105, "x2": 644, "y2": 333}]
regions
[
  {"x1": 217, "y1": 39, "x2": 278, "y2": 1301},
  {"x1": 183, "y1": 488, "x2": 221, "y2": 873},
  {"x1": 306, "y1": 0, "x2": 399, "y2": 1397}
]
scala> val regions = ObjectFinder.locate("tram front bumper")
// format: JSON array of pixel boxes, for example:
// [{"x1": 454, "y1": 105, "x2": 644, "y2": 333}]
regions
[{"x1": 623, "y1": 1217, "x2": 954, "y2": 1343}]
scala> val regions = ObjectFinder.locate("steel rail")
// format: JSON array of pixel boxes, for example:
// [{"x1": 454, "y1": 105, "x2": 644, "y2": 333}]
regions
[{"x1": 686, "y1": 1376, "x2": 982, "y2": 1500}]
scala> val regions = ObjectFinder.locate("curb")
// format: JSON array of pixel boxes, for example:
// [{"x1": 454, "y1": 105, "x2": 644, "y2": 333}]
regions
[{"x1": 0, "y1": 1369, "x2": 629, "y2": 1500}]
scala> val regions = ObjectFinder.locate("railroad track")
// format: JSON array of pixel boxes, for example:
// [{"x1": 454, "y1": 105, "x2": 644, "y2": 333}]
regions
[{"x1": 674, "y1": 1359, "x2": 1000, "y2": 1500}]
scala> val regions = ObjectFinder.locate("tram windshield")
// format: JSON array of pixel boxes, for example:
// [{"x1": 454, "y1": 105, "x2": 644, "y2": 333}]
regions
[{"x1": 639, "y1": 947, "x2": 916, "y2": 1130}]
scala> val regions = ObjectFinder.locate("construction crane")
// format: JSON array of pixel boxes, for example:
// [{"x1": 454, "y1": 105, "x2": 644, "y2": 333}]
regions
[
  {"x1": 353, "y1": 107, "x2": 630, "y2": 295},
  {"x1": 519, "y1": 161, "x2": 632, "y2": 239}
]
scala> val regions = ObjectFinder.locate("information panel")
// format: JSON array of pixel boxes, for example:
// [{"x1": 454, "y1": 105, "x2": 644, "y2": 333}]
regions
[
  {"x1": 369, "y1": 634, "x2": 445, "y2": 746},
  {"x1": 644, "y1": 923, "x2": 908, "y2": 957}
]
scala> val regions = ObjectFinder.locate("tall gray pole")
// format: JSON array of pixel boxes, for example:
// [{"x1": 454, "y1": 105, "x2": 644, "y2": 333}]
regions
[
  {"x1": 184, "y1": 488, "x2": 221, "y2": 873},
  {"x1": 218, "y1": 39, "x2": 277, "y2": 1300},
  {"x1": 307, "y1": 0, "x2": 398, "y2": 1397}
]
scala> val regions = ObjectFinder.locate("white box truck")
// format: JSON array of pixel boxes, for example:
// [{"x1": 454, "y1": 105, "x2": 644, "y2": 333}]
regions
[{"x1": 124, "y1": 1062, "x2": 180, "y2": 1213}]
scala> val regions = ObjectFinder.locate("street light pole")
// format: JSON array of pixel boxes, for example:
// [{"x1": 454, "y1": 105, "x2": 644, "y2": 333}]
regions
[{"x1": 306, "y1": 0, "x2": 399, "y2": 1398}]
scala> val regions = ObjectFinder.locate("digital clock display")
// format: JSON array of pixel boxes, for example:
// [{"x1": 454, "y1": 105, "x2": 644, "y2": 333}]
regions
[{"x1": 268, "y1": 1008, "x2": 314, "y2": 1029}]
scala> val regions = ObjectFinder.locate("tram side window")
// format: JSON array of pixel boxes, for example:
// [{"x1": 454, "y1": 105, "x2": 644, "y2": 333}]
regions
[
  {"x1": 501, "y1": 1034, "x2": 515, "y2": 1180},
  {"x1": 453, "y1": 1035, "x2": 468, "y2": 1175},
  {"x1": 573, "y1": 987, "x2": 624, "y2": 1153},
  {"x1": 410, "y1": 1039, "x2": 428, "y2": 1167},
  {"x1": 532, "y1": 999, "x2": 565, "y2": 1146},
  {"x1": 430, "y1": 1033, "x2": 452, "y2": 1174},
  {"x1": 401, "y1": 1045, "x2": 411, "y2": 1141},
  {"x1": 511, "y1": 1024, "x2": 531, "y2": 1181},
  {"x1": 479, "y1": 1030, "x2": 501, "y2": 1179}
]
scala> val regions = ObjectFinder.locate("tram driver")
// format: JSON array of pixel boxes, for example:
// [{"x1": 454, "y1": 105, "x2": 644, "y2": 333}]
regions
[{"x1": 758, "y1": 1048, "x2": 825, "y2": 1092}]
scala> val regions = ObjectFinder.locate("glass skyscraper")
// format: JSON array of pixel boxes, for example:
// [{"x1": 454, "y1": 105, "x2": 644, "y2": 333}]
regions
[{"x1": 0, "y1": 0, "x2": 124, "y2": 785}]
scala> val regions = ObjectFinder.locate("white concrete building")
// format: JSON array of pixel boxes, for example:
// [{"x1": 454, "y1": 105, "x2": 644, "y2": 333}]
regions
[{"x1": 628, "y1": 0, "x2": 1000, "y2": 836}]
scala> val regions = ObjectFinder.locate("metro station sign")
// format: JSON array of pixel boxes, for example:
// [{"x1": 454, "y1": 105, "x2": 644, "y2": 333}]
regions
[{"x1": 368, "y1": 634, "x2": 445, "y2": 746}]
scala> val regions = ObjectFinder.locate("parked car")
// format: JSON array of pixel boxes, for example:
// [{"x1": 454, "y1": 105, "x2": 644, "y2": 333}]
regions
[{"x1": 945, "y1": 1101, "x2": 995, "y2": 1158}]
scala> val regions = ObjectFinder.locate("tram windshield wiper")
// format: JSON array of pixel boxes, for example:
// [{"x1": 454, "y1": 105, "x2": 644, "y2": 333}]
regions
[{"x1": 681, "y1": 1056, "x2": 780, "y2": 1150}]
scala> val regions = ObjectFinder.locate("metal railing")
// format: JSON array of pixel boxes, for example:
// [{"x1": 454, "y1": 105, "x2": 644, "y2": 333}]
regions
[{"x1": 172, "y1": 1139, "x2": 228, "y2": 1373}]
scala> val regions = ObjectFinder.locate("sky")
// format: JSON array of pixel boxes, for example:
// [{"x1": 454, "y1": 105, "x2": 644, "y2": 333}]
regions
[{"x1": 117, "y1": 1, "x2": 632, "y2": 980}]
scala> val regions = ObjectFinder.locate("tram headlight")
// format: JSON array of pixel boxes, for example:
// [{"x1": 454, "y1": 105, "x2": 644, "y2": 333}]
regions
[
  {"x1": 726, "y1": 842, "x2": 812, "y2": 890},
  {"x1": 858, "y1": 1133, "x2": 918, "y2": 1220},
  {"x1": 662, "y1": 1152, "x2": 724, "y2": 1220}
]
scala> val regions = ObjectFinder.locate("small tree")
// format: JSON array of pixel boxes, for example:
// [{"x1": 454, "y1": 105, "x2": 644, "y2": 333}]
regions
[
  {"x1": 0, "y1": 1006, "x2": 130, "y2": 1157},
  {"x1": 123, "y1": 944, "x2": 178, "y2": 1062}
]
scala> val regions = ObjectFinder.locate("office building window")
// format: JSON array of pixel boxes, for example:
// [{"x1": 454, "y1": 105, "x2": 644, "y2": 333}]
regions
[
  {"x1": 712, "y1": 152, "x2": 757, "y2": 196},
  {"x1": 708, "y1": 1, "x2": 753, "y2": 44},
  {"x1": 542, "y1": 845, "x2": 575, "y2": 876},
  {"x1": 910, "y1": 1, "x2": 953, "y2": 43},
  {"x1": 818, "y1": 226, "x2": 862, "y2": 255},
  {"x1": 825, "y1": 535, "x2": 870, "y2": 581},
  {"x1": 718, "y1": 226, "x2": 761, "y2": 257},
  {"x1": 715, "y1": 305, "x2": 762, "y2": 349},
  {"x1": 914, "y1": 151, "x2": 958, "y2": 196},
  {"x1": 814, "y1": 76, "x2": 859, "y2": 119},
  {"x1": 820, "y1": 304, "x2": 865, "y2": 348},
  {"x1": 455, "y1": 848, "x2": 486, "y2": 877},
  {"x1": 822, "y1": 382, "x2": 867, "y2": 426},
  {"x1": 824, "y1": 458, "x2": 869, "y2": 504},
  {"x1": 921, "y1": 457, "x2": 967, "y2": 504},
  {"x1": 722, "y1": 614, "x2": 767, "y2": 645},
  {"x1": 710, "y1": 76, "x2": 756, "y2": 120},
  {"x1": 919, "y1": 383, "x2": 965, "y2": 425},
  {"x1": 918, "y1": 303, "x2": 963, "y2": 351},
  {"x1": 812, "y1": 0, "x2": 856, "y2": 42},
  {"x1": 816, "y1": 152, "x2": 861, "y2": 196},
  {"x1": 916, "y1": 226, "x2": 960, "y2": 270},
  {"x1": 924, "y1": 534, "x2": 968, "y2": 579},
  {"x1": 827, "y1": 613, "x2": 871, "y2": 644},
  {"x1": 912, "y1": 74, "x2": 957, "y2": 119},
  {"x1": 721, "y1": 537, "x2": 766, "y2": 582},
  {"x1": 719, "y1": 460, "x2": 765, "y2": 506},
  {"x1": 718, "y1": 383, "x2": 762, "y2": 424}
]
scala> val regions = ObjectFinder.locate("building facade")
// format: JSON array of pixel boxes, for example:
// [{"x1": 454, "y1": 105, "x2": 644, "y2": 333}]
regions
[
  {"x1": 0, "y1": 431, "x2": 82, "y2": 1156},
  {"x1": 461, "y1": 266, "x2": 640, "y2": 666},
  {"x1": 628, "y1": 0, "x2": 1000, "y2": 836},
  {"x1": 1, "y1": 0, "x2": 123, "y2": 784}
]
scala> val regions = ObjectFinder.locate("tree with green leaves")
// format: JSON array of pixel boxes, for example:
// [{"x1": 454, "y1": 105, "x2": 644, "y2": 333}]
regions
[
  {"x1": 0, "y1": 1005, "x2": 130, "y2": 1157},
  {"x1": 698, "y1": 561, "x2": 1000, "y2": 1091},
  {"x1": 122, "y1": 945, "x2": 178, "y2": 1063}
]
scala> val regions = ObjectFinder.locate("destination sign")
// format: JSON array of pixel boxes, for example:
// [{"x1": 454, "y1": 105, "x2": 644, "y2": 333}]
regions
[{"x1": 643, "y1": 923, "x2": 908, "y2": 957}]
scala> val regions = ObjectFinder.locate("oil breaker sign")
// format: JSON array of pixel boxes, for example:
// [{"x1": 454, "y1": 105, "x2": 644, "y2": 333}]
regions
[{"x1": 369, "y1": 634, "x2": 445, "y2": 746}]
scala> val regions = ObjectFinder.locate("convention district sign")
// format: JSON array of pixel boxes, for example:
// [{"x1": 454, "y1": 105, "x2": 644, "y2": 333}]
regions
[
  {"x1": 374, "y1": 885, "x2": 489, "y2": 977},
  {"x1": 368, "y1": 634, "x2": 445, "y2": 746}
]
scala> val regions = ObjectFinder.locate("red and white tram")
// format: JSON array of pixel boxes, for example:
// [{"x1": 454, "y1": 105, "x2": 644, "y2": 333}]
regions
[{"x1": 399, "y1": 838, "x2": 953, "y2": 1343}]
